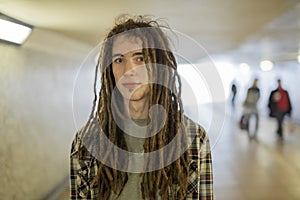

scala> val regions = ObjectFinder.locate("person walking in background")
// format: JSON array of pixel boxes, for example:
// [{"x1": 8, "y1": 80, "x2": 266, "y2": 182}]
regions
[
  {"x1": 231, "y1": 83, "x2": 237, "y2": 108},
  {"x1": 242, "y1": 78, "x2": 260, "y2": 140},
  {"x1": 268, "y1": 79, "x2": 292, "y2": 140}
]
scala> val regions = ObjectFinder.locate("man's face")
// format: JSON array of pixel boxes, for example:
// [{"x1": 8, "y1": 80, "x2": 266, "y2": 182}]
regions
[{"x1": 112, "y1": 35, "x2": 150, "y2": 102}]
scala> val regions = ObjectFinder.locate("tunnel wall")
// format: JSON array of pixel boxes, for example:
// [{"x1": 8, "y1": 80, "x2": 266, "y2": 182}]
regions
[{"x1": 0, "y1": 28, "x2": 92, "y2": 199}]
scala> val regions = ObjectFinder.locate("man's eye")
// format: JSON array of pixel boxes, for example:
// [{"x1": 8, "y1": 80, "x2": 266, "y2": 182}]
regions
[
  {"x1": 114, "y1": 58, "x2": 123, "y2": 63},
  {"x1": 136, "y1": 56, "x2": 144, "y2": 62}
]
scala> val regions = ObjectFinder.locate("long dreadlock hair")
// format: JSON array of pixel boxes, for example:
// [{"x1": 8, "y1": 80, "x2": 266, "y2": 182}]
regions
[{"x1": 79, "y1": 15, "x2": 190, "y2": 200}]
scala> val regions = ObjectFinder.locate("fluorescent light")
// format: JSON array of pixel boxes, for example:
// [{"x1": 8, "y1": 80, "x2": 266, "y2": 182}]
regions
[
  {"x1": 297, "y1": 54, "x2": 300, "y2": 63},
  {"x1": 0, "y1": 18, "x2": 32, "y2": 45},
  {"x1": 260, "y1": 60, "x2": 273, "y2": 71}
]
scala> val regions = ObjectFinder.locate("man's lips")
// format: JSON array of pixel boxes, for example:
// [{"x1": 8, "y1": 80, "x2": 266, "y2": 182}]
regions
[{"x1": 122, "y1": 82, "x2": 142, "y2": 89}]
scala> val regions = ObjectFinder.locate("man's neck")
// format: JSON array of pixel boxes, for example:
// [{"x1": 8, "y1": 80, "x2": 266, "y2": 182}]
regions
[{"x1": 127, "y1": 99, "x2": 149, "y2": 119}]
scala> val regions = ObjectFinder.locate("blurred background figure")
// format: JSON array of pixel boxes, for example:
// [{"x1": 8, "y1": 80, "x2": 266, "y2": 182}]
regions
[
  {"x1": 231, "y1": 82, "x2": 237, "y2": 108},
  {"x1": 241, "y1": 78, "x2": 260, "y2": 140},
  {"x1": 268, "y1": 79, "x2": 292, "y2": 140}
]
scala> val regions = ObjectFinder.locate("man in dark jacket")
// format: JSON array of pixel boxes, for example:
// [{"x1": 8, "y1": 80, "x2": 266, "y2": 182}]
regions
[{"x1": 268, "y1": 79, "x2": 292, "y2": 139}]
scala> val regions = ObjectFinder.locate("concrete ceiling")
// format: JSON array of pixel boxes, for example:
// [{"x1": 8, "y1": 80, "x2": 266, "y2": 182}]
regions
[{"x1": 0, "y1": 0, "x2": 299, "y2": 64}]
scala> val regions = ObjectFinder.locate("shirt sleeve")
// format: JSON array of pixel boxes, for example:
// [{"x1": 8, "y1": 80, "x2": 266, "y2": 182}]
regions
[
  {"x1": 186, "y1": 118, "x2": 214, "y2": 200},
  {"x1": 70, "y1": 134, "x2": 80, "y2": 200},
  {"x1": 70, "y1": 132, "x2": 99, "y2": 200},
  {"x1": 199, "y1": 130, "x2": 214, "y2": 200}
]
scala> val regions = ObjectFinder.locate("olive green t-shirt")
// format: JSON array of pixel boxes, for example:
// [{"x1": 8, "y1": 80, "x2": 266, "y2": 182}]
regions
[{"x1": 111, "y1": 119, "x2": 149, "y2": 200}]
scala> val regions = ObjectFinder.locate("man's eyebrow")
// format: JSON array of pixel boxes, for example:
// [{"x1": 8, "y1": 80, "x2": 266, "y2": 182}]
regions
[
  {"x1": 132, "y1": 52, "x2": 143, "y2": 56},
  {"x1": 112, "y1": 53, "x2": 123, "y2": 58},
  {"x1": 112, "y1": 51, "x2": 143, "y2": 58}
]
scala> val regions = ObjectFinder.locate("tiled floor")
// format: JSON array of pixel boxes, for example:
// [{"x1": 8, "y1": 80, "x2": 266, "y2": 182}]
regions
[{"x1": 54, "y1": 107, "x2": 300, "y2": 200}]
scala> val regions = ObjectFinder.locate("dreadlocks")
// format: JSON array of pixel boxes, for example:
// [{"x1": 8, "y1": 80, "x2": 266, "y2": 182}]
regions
[{"x1": 79, "y1": 15, "x2": 190, "y2": 200}]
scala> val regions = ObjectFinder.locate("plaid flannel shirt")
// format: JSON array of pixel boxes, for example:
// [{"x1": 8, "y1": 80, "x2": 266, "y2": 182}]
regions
[{"x1": 70, "y1": 116, "x2": 213, "y2": 199}]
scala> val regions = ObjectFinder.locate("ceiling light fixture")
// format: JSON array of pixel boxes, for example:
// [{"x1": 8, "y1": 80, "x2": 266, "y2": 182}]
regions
[
  {"x1": 239, "y1": 62, "x2": 250, "y2": 73},
  {"x1": 0, "y1": 13, "x2": 33, "y2": 45},
  {"x1": 260, "y1": 60, "x2": 273, "y2": 71}
]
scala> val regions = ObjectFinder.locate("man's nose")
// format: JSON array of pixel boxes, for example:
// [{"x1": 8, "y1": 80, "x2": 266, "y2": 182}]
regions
[{"x1": 124, "y1": 60, "x2": 137, "y2": 76}]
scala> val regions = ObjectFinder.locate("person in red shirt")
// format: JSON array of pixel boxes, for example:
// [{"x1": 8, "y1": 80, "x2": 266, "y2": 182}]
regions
[{"x1": 268, "y1": 79, "x2": 292, "y2": 139}]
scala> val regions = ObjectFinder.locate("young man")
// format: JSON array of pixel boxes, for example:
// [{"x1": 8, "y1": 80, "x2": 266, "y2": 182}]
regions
[{"x1": 70, "y1": 15, "x2": 213, "y2": 200}]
